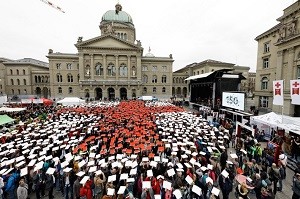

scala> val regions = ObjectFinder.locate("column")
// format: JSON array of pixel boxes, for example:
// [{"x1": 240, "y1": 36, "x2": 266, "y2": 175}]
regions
[
  {"x1": 127, "y1": 55, "x2": 131, "y2": 80},
  {"x1": 136, "y1": 55, "x2": 142, "y2": 80},
  {"x1": 90, "y1": 54, "x2": 94, "y2": 79},
  {"x1": 276, "y1": 50, "x2": 284, "y2": 80},
  {"x1": 78, "y1": 54, "x2": 85, "y2": 98},
  {"x1": 287, "y1": 47, "x2": 295, "y2": 90},
  {"x1": 103, "y1": 54, "x2": 107, "y2": 80},
  {"x1": 115, "y1": 55, "x2": 119, "y2": 80}
]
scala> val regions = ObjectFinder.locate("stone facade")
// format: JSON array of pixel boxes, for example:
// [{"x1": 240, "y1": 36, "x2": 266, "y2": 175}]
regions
[{"x1": 254, "y1": 1, "x2": 300, "y2": 116}]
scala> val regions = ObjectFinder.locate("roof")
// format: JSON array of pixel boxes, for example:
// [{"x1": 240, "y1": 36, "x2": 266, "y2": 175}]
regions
[
  {"x1": 4, "y1": 58, "x2": 49, "y2": 68},
  {"x1": 101, "y1": 7, "x2": 133, "y2": 27},
  {"x1": 185, "y1": 71, "x2": 214, "y2": 81},
  {"x1": 255, "y1": 23, "x2": 281, "y2": 41},
  {"x1": 175, "y1": 59, "x2": 234, "y2": 73},
  {"x1": 0, "y1": 115, "x2": 15, "y2": 126}
]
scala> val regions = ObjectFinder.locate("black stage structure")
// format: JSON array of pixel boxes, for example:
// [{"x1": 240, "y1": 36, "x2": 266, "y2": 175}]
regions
[{"x1": 186, "y1": 69, "x2": 245, "y2": 109}]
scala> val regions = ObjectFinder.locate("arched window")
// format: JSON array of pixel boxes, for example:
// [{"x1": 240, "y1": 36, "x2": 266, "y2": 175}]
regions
[
  {"x1": 119, "y1": 63, "x2": 127, "y2": 77},
  {"x1": 41, "y1": 76, "x2": 44, "y2": 83},
  {"x1": 211, "y1": 69, "x2": 214, "y2": 72},
  {"x1": 173, "y1": 77, "x2": 175, "y2": 83},
  {"x1": 142, "y1": 75, "x2": 148, "y2": 83},
  {"x1": 45, "y1": 76, "x2": 48, "y2": 83},
  {"x1": 68, "y1": 87, "x2": 73, "y2": 94},
  {"x1": 18, "y1": 89, "x2": 20, "y2": 94},
  {"x1": 95, "y1": 63, "x2": 103, "y2": 76},
  {"x1": 152, "y1": 75, "x2": 157, "y2": 83},
  {"x1": 143, "y1": 87, "x2": 147, "y2": 93},
  {"x1": 261, "y1": 77, "x2": 268, "y2": 90},
  {"x1": 56, "y1": 74, "x2": 62, "y2": 82},
  {"x1": 153, "y1": 87, "x2": 156, "y2": 93},
  {"x1": 162, "y1": 75, "x2": 167, "y2": 83},
  {"x1": 121, "y1": 33, "x2": 124, "y2": 39},
  {"x1": 67, "y1": 74, "x2": 73, "y2": 82},
  {"x1": 17, "y1": 79, "x2": 20, "y2": 85},
  {"x1": 124, "y1": 33, "x2": 127, "y2": 40},
  {"x1": 162, "y1": 87, "x2": 166, "y2": 93},
  {"x1": 11, "y1": 79, "x2": 14, "y2": 85},
  {"x1": 38, "y1": 76, "x2": 41, "y2": 83},
  {"x1": 201, "y1": 70, "x2": 204, "y2": 74},
  {"x1": 35, "y1": 76, "x2": 38, "y2": 83},
  {"x1": 197, "y1": 71, "x2": 200, "y2": 75},
  {"x1": 23, "y1": 79, "x2": 26, "y2": 85},
  {"x1": 107, "y1": 63, "x2": 116, "y2": 76},
  {"x1": 16, "y1": 69, "x2": 19, "y2": 75},
  {"x1": 58, "y1": 87, "x2": 62, "y2": 94},
  {"x1": 118, "y1": 33, "x2": 120, "y2": 38},
  {"x1": 11, "y1": 89, "x2": 14, "y2": 95},
  {"x1": 23, "y1": 69, "x2": 26, "y2": 75},
  {"x1": 10, "y1": 69, "x2": 13, "y2": 75}
]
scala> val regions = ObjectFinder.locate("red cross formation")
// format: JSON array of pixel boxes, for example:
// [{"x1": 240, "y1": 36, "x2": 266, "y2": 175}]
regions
[
  {"x1": 275, "y1": 82, "x2": 281, "y2": 88},
  {"x1": 293, "y1": 81, "x2": 300, "y2": 87}
]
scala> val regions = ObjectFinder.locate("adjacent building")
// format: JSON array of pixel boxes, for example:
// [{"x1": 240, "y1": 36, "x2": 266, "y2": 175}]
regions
[{"x1": 254, "y1": 1, "x2": 300, "y2": 116}]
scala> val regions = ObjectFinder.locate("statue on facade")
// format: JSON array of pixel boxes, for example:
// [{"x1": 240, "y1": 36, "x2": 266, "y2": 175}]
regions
[
  {"x1": 288, "y1": 20, "x2": 297, "y2": 36},
  {"x1": 86, "y1": 68, "x2": 90, "y2": 76},
  {"x1": 132, "y1": 69, "x2": 136, "y2": 76},
  {"x1": 48, "y1": 49, "x2": 53, "y2": 54},
  {"x1": 77, "y1": 37, "x2": 83, "y2": 43},
  {"x1": 106, "y1": 22, "x2": 115, "y2": 34},
  {"x1": 278, "y1": 25, "x2": 286, "y2": 41},
  {"x1": 136, "y1": 40, "x2": 141, "y2": 47}
]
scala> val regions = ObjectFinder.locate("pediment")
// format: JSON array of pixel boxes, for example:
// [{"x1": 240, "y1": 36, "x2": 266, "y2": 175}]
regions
[{"x1": 76, "y1": 35, "x2": 140, "y2": 50}]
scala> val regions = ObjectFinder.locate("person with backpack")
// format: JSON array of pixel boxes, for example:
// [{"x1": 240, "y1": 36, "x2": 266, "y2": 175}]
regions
[
  {"x1": 267, "y1": 163, "x2": 280, "y2": 196},
  {"x1": 218, "y1": 172, "x2": 232, "y2": 199}
]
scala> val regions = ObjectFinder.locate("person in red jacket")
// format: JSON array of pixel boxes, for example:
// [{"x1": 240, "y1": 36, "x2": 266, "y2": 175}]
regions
[{"x1": 80, "y1": 180, "x2": 93, "y2": 199}]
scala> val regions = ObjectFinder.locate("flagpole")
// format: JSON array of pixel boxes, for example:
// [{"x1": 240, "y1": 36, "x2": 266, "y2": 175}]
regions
[{"x1": 282, "y1": 79, "x2": 285, "y2": 123}]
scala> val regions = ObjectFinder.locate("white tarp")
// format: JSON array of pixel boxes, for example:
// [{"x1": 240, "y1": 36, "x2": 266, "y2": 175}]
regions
[
  {"x1": 0, "y1": 107, "x2": 26, "y2": 112},
  {"x1": 0, "y1": 95, "x2": 7, "y2": 105},
  {"x1": 56, "y1": 97, "x2": 85, "y2": 106}
]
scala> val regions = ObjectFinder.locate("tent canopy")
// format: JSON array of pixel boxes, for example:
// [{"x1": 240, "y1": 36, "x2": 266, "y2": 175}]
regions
[
  {"x1": 0, "y1": 107, "x2": 26, "y2": 112},
  {"x1": 251, "y1": 112, "x2": 300, "y2": 135},
  {"x1": 0, "y1": 115, "x2": 15, "y2": 126},
  {"x1": 57, "y1": 97, "x2": 85, "y2": 106}
]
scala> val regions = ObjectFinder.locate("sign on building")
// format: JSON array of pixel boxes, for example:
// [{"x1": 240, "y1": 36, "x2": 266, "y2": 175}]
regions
[{"x1": 222, "y1": 92, "x2": 245, "y2": 111}]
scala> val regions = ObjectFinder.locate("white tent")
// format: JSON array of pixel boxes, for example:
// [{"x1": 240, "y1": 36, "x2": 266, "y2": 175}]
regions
[
  {"x1": 56, "y1": 97, "x2": 85, "y2": 106},
  {"x1": 251, "y1": 112, "x2": 300, "y2": 135},
  {"x1": 0, "y1": 107, "x2": 26, "y2": 112}
]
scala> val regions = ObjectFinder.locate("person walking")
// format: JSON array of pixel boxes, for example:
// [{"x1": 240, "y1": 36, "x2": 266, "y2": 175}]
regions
[
  {"x1": 293, "y1": 173, "x2": 300, "y2": 199},
  {"x1": 17, "y1": 179, "x2": 28, "y2": 199}
]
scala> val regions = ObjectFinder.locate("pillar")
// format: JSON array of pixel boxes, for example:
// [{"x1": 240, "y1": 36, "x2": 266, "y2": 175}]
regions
[
  {"x1": 276, "y1": 50, "x2": 284, "y2": 80},
  {"x1": 127, "y1": 55, "x2": 131, "y2": 80},
  {"x1": 103, "y1": 54, "x2": 107, "y2": 80},
  {"x1": 115, "y1": 55, "x2": 119, "y2": 80},
  {"x1": 90, "y1": 54, "x2": 94, "y2": 79},
  {"x1": 78, "y1": 53, "x2": 85, "y2": 98},
  {"x1": 287, "y1": 47, "x2": 295, "y2": 90}
]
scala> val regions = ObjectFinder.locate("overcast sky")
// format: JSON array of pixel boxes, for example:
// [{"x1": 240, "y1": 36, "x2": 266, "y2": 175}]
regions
[{"x1": 0, "y1": 0, "x2": 296, "y2": 72}]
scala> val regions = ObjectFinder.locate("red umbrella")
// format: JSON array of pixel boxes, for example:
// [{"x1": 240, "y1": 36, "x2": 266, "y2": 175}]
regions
[{"x1": 42, "y1": 98, "x2": 53, "y2": 106}]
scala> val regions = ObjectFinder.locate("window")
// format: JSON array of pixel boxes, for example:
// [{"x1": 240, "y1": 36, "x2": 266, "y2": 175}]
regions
[
  {"x1": 41, "y1": 76, "x2": 44, "y2": 83},
  {"x1": 143, "y1": 75, "x2": 148, "y2": 83},
  {"x1": 193, "y1": 72, "x2": 196, "y2": 75},
  {"x1": 24, "y1": 89, "x2": 27, "y2": 94},
  {"x1": 10, "y1": 69, "x2": 13, "y2": 75},
  {"x1": 56, "y1": 63, "x2": 61, "y2": 69},
  {"x1": 201, "y1": 70, "x2": 204, "y2": 74},
  {"x1": 56, "y1": 74, "x2": 62, "y2": 82},
  {"x1": 69, "y1": 87, "x2": 73, "y2": 94},
  {"x1": 11, "y1": 79, "x2": 14, "y2": 85},
  {"x1": 143, "y1": 87, "x2": 147, "y2": 93},
  {"x1": 58, "y1": 87, "x2": 62, "y2": 94},
  {"x1": 153, "y1": 87, "x2": 156, "y2": 93},
  {"x1": 162, "y1": 66, "x2": 167, "y2": 72},
  {"x1": 35, "y1": 76, "x2": 38, "y2": 83},
  {"x1": 18, "y1": 89, "x2": 20, "y2": 95},
  {"x1": 124, "y1": 33, "x2": 127, "y2": 40},
  {"x1": 173, "y1": 77, "x2": 175, "y2": 83},
  {"x1": 263, "y1": 58, "x2": 269, "y2": 69},
  {"x1": 211, "y1": 69, "x2": 214, "y2": 72},
  {"x1": 23, "y1": 79, "x2": 26, "y2": 85},
  {"x1": 197, "y1": 71, "x2": 200, "y2": 75},
  {"x1": 38, "y1": 76, "x2": 41, "y2": 83},
  {"x1": 23, "y1": 69, "x2": 26, "y2": 75},
  {"x1": 11, "y1": 89, "x2": 14, "y2": 95},
  {"x1": 119, "y1": 63, "x2": 127, "y2": 77},
  {"x1": 67, "y1": 63, "x2": 72, "y2": 70},
  {"x1": 45, "y1": 76, "x2": 48, "y2": 83},
  {"x1": 259, "y1": 96, "x2": 269, "y2": 108},
  {"x1": 95, "y1": 63, "x2": 103, "y2": 76},
  {"x1": 16, "y1": 69, "x2": 19, "y2": 75},
  {"x1": 152, "y1": 75, "x2": 157, "y2": 83},
  {"x1": 17, "y1": 79, "x2": 20, "y2": 85},
  {"x1": 297, "y1": 66, "x2": 300, "y2": 79},
  {"x1": 264, "y1": 42, "x2": 270, "y2": 53},
  {"x1": 142, "y1": 65, "x2": 148, "y2": 71},
  {"x1": 161, "y1": 75, "x2": 167, "y2": 83},
  {"x1": 162, "y1": 87, "x2": 166, "y2": 93},
  {"x1": 67, "y1": 74, "x2": 73, "y2": 82},
  {"x1": 152, "y1": 66, "x2": 157, "y2": 71},
  {"x1": 77, "y1": 74, "x2": 80, "y2": 82},
  {"x1": 261, "y1": 77, "x2": 268, "y2": 90},
  {"x1": 107, "y1": 63, "x2": 116, "y2": 76}
]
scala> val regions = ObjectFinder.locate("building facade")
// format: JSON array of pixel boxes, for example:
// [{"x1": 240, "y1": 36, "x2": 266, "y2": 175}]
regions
[
  {"x1": 173, "y1": 59, "x2": 252, "y2": 99},
  {"x1": 255, "y1": 1, "x2": 300, "y2": 116},
  {"x1": 47, "y1": 3, "x2": 173, "y2": 101}
]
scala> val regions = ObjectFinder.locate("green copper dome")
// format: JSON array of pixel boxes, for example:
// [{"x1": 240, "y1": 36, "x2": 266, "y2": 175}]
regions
[{"x1": 101, "y1": 4, "x2": 134, "y2": 26}]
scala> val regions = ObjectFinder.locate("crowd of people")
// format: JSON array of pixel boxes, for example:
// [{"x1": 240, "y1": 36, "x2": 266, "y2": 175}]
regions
[{"x1": 0, "y1": 100, "x2": 298, "y2": 199}]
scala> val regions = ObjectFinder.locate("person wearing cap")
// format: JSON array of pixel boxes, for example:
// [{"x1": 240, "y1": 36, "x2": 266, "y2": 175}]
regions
[{"x1": 17, "y1": 179, "x2": 28, "y2": 199}]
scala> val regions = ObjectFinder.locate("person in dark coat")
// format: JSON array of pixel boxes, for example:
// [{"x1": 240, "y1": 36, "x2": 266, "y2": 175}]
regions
[
  {"x1": 220, "y1": 149, "x2": 228, "y2": 171},
  {"x1": 73, "y1": 177, "x2": 81, "y2": 199}
]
